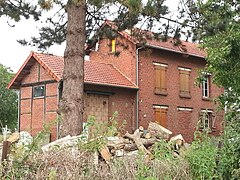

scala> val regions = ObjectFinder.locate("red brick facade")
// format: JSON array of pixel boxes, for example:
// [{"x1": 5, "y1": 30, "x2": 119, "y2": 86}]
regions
[
  {"x1": 90, "y1": 37, "x2": 137, "y2": 84},
  {"x1": 137, "y1": 49, "x2": 223, "y2": 142},
  {"x1": 9, "y1": 24, "x2": 223, "y2": 142},
  {"x1": 19, "y1": 61, "x2": 58, "y2": 141},
  {"x1": 14, "y1": 57, "x2": 137, "y2": 141}
]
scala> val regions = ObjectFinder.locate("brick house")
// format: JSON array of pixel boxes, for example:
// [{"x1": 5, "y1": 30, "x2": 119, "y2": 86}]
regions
[{"x1": 8, "y1": 21, "x2": 223, "y2": 142}]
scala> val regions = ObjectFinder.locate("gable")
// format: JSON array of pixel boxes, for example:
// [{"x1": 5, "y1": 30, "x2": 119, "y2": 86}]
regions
[
  {"x1": 21, "y1": 60, "x2": 54, "y2": 84},
  {"x1": 8, "y1": 52, "x2": 138, "y2": 90},
  {"x1": 95, "y1": 20, "x2": 206, "y2": 58}
]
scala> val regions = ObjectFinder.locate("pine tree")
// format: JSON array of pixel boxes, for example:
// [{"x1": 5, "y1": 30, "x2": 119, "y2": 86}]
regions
[{"x1": 0, "y1": 0, "x2": 189, "y2": 137}]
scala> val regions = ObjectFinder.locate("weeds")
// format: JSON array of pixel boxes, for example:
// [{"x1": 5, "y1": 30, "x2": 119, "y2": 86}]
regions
[{"x1": 186, "y1": 131, "x2": 218, "y2": 180}]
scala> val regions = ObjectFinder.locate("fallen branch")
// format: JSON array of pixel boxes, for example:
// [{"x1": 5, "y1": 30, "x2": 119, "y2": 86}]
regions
[{"x1": 124, "y1": 129, "x2": 151, "y2": 155}]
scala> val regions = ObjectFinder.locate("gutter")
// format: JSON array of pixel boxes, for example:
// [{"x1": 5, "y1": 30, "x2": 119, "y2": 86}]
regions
[
  {"x1": 145, "y1": 44, "x2": 205, "y2": 59},
  {"x1": 135, "y1": 46, "x2": 144, "y2": 129},
  {"x1": 84, "y1": 82, "x2": 138, "y2": 90}
]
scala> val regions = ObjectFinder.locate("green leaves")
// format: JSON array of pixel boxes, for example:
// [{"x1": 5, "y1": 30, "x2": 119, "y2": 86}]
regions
[
  {"x1": 0, "y1": 0, "x2": 41, "y2": 21},
  {"x1": 186, "y1": 133, "x2": 218, "y2": 180},
  {"x1": 0, "y1": 64, "x2": 18, "y2": 131},
  {"x1": 189, "y1": 1, "x2": 240, "y2": 179}
]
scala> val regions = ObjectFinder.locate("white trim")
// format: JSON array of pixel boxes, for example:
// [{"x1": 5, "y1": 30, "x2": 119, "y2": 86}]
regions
[
  {"x1": 153, "y1": 62, "x2": 168, "y2": 67},
  {"x1": 201, "y1": 109, "x2": 213, "y2": 113},
  {"x1": 146, "y1": 44, "x2": 205, "y2": 59},
  {"x1": 177, "y1": 107, "x2": 193, "y2": 111},
  {"x1": 153, "y1": 105, "x2": 168, "y2": 109},
  {"x1": 202, "y1": 76, "x2": 209, "y2": 98},
  {"x1": 84, "y1": 55, "x2": 90, "y2": 61},
  {"x1": 201, "y1": 71, "x2": 212, "y2": 76},
  {"x1": 178, "y1": 67, "x2": 191, "y2": 71}
]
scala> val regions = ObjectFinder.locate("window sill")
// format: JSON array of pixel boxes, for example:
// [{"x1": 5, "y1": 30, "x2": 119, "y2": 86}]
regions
[
  {"x1": 33, "y1": 96, "x2": 45, "y2": 99},
  {"x1": 199, "y1": 128, "x2": 216, "y2": 133},
  {"x1": 202, "y1": 97, "x2": 210, "y2": 101},
  {"x1": 179, "y1": 94, "x2": 191, "y2": 99},
  {"x1": 155, "y1": 91, "x2": 168, "y2": 96}
]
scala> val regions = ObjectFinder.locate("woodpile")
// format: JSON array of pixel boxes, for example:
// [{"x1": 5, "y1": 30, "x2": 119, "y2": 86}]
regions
[
  {"x1": 1, "y1": 123, "x2": 190, "y2": 167},
  {"x1": 100, "y1": 122, "x2": 189, "y2": 162},
  {"x1": 42, "y1": 122, "x2": 189, "y2": 163},
  {"x1": 42, "y1": 122, "x2": 189, "y2": 164}
]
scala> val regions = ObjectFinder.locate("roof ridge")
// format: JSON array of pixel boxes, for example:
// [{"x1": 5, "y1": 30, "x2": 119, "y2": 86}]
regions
[
  {"x1": 103, "y1": 20, "x2": 205, "y2": 58},
  {"x1": 35, "y1": 51, "x2": 63, "y2": 58},
  {"x1": 110, "y1": 64, "x2": 138, "y2": 87}
]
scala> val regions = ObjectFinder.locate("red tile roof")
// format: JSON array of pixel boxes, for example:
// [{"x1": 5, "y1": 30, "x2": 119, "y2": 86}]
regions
[
  {"x1": 8, "y1": 52, "x2": 138, "y2": 89},
  {"x1": 104, "y1": 20, "x2": 206, "y2": 58}
]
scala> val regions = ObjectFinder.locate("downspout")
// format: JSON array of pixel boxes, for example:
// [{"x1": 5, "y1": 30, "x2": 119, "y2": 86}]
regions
[
  {"x1": 17, "y1": 90, "x2": 21, "y2": 132},
  {"x1": 57, "y1": 80, "x2": 63, "y2": 139},
  {"x1": 136, "y1": 46, "x2": 144, "y2": 129}
]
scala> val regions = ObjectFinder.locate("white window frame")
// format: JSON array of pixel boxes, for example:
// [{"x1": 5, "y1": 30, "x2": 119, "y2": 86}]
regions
[
  {"x1": 200, "y1": 109, "x2": 213, "y2": 130},
  {"x1": 202, "y1": 75, "x2": 209, "y2": 98}
]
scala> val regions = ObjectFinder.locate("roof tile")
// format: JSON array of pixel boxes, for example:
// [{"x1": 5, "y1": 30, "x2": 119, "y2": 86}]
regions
[
  {"x1": 104, "y1": 20, "x2": 205, "y2": 58},
  {"x1": 8, "y1": 52, "x2": 137, "y2": 89}
]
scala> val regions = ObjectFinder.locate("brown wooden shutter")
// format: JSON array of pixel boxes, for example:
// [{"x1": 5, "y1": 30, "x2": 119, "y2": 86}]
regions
[
  {"x1": 179, "y1": 70, "x2": 190, "y2": 96},
  {"x1": 155, "y1": 65, "x2": 167, "y2": 94},
  {"x1": 155, "y1": 108, "x2": 167, "y2": 128}
]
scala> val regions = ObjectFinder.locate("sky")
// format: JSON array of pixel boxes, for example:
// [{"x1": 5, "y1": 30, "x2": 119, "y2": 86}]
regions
[
  {"x1": 0, "y1": 16, "x2": 65, "y2": 72},
  {"x1": 0, "y1": 1, "x2": 179, "y2": 73}
]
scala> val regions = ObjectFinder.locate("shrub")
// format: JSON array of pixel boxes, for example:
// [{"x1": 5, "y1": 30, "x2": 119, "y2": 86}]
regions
[{"x1": 186, "y1": 131, "x2": 218, "y2": 180}]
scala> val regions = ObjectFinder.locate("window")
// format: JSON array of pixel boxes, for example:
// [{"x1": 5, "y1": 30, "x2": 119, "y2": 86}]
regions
[
  {"x1": 110, "y1": 39, "x2": 116, "y2": 52},
  {"x1": 199, "y1": 110, "x2": 215, "y2": 131},
  {"x1": 33, "y1": 85, "x2": 45, "y2": 98},
  {"x1": 179, "y1": 67, "x2": 191, "y2": 98},
  {"x1": 154, "y1": 63, "x2": 167, "y2": 95},
  {"x1": 202, "y1": 75, "x2": 210, "y2": 98},
  {"x1": 154, "y1": 105, "x2": 168, "y2": 128}
]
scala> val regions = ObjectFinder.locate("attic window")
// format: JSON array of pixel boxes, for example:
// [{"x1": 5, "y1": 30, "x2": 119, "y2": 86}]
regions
[{"x1": 33, "y1": 85, "x2": 45, "y2": 98}]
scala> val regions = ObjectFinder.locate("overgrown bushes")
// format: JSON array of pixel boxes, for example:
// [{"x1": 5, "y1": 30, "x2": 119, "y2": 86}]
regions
[{"x1": 1, "y1": 112, "x2": 240, "y2": 179}]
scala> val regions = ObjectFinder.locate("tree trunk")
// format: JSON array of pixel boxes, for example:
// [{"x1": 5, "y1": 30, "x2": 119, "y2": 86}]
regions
[{"x1": 59, "y1": 1, "x2": 86, "y2": 137}]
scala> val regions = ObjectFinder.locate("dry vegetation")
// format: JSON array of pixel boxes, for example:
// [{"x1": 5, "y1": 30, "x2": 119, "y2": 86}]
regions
[
  {"x1": 0, "y1": 119, "x2": 193, "y2": 180},
  {"x1": 2, "y1": 145, "x2": 191, "y2": 180}
]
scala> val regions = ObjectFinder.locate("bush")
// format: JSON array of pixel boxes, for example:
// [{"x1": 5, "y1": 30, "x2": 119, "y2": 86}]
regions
[{"x1": 186, "y1": 131, "x2": 218, "y2": 180}]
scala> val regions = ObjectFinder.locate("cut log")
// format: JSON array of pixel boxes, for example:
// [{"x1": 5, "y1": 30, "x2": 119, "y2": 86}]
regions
[
  {"x1": 147, "y1": 122, "x2": 172, "y2": 139},
  {"x1": 124, "y1": 138, "x2": 157, "y2": 151},
  {"x1": 1, "y1": 141, "x2": 11, "y2": 161},
  {"x1": 144, "y1": 132, "x2": 151, "y2": 139},
  {"x1": 106, "y1": 137, "x2": 131, "y2": 150},
  {"x1": 7, "y1": 132, "x2": 20, "y2": 143},
  {"x1": 42, "y1": 135, "x2": 79, "y2": 152},
  {"x1": 170, "y1": 134, "x2": 184, "y2": 150},
  {"x1": 139, "y1": 126, "x2": 144, "y2": 131},
  {"x1": 124, "y1": 129, "x2": 151, "y2": 155},
  {"x1": 99, "y1": 145, "x2": 111, "y2": 162},
  {"x1": 169, "y1": 134, "x2": 184, "y2": 142}
]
